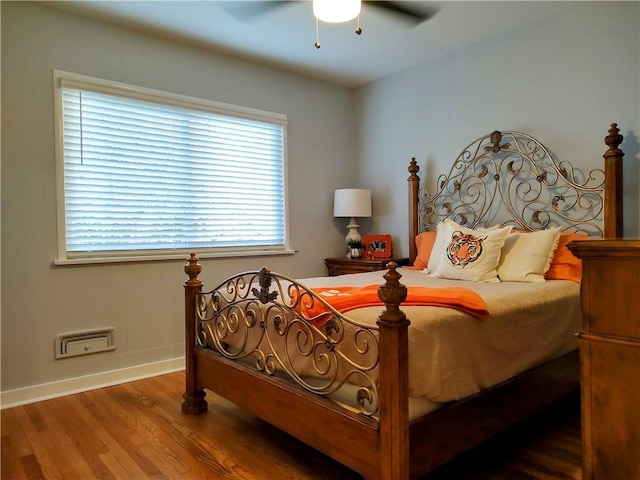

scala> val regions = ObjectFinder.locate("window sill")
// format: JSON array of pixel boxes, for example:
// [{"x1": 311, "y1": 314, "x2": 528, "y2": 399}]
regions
[{"x1": 53, "y1": 248, "x2": 297, "y2": 266}]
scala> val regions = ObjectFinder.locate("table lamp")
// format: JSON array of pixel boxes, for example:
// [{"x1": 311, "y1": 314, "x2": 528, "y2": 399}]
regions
[{"x1": 333, "y1": 188, "x2": 372, "y2": 244}]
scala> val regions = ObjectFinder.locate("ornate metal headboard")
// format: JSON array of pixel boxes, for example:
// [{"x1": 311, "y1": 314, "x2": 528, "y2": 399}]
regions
[{"x1": 414, "y1": 130, "x2": 606, "y2": 237}]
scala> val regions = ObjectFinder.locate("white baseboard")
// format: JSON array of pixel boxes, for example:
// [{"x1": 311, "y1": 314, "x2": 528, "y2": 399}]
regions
[{"x1": 0, "y1": 357, "x2": 185, "y2": 409}]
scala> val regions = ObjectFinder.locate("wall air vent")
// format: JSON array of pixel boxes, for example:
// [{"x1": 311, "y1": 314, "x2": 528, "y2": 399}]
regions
[{"x1": 55, "y1": 328, "x2": 115, "y2": 359}]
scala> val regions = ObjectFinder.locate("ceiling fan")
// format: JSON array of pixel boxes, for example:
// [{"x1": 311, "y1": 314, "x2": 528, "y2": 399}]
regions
[
  {"x1": 225, "y1": 1, "x2": 439, "y2": 48},
  {"x1": 227, "y1": 1, "x2": 435, "y2": 24}
]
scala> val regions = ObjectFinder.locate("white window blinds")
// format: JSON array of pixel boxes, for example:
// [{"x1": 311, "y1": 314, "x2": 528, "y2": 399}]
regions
[{"x1": 55, "y1": 71, "x2": 288, "y2": 262}]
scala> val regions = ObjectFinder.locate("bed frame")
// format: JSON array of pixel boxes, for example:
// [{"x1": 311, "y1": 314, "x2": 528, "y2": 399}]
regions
[{"x1": 182, "y1": 124, "x2": 625, "y2": 479}]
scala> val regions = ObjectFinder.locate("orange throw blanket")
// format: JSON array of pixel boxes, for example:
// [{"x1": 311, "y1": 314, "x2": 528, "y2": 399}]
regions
[{"x1": 293, "y1": 285, "x2": 489, "y2": 327}]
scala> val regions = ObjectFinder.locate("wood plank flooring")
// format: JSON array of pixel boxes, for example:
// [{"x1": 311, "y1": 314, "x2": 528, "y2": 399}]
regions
[{"x1": 1, "y1": 372, "x2": 582, "y2": 479}]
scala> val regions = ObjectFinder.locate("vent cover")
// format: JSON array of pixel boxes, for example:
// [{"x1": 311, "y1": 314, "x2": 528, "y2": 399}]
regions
[{"x1": 55, "y1": 328, "x2": 115, "y2": 359}]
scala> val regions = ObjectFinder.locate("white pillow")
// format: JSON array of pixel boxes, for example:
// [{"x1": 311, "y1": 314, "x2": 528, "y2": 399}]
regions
[
  {"x1": 497, "y1": 227, "x2": 562, "y2": 282},
  {"x1": 426, "y1": 221, "x2": 448, "y2": 273},
  {"x1": 427, "y1": 219, "x2": 500, "y2": 274},
  {"x1": 432, "y1": 223, "x2": 512, "y2": 283}
]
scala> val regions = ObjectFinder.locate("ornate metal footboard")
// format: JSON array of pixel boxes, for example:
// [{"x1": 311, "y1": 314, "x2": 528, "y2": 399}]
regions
[
  {"x1": 183, "y1": 254, "x2": 409, "y2": 479},
  {"x1": 192, "y1": 260, "x2": 383, "y2": 416}
]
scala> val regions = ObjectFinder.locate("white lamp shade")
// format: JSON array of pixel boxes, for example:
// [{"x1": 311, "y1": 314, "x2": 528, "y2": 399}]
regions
[
  {"x1": 313, "y1": 0, "x2": 361, "y2": 23},
  {"x1": 333, "y1": 189, "x2": 372, "y2": 218}
]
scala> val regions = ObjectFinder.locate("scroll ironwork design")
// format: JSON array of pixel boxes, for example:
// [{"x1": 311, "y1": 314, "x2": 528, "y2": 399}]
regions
[
  {"x1": 195, "y1": 267, "x2": 380, "y2": 416},
  {"x1": 419, "y1": 131, "x2": 606, "y2": 236}
]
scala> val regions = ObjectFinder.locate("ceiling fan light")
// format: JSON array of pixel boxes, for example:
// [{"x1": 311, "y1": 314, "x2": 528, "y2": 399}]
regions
[{"x1": 313, "y1": 0, "x2": 361, "y2": 23}]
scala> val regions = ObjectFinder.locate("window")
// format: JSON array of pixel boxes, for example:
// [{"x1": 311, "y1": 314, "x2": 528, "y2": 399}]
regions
[{"x1": 53, "y1": 71, "x2": 290, "y2": 264}]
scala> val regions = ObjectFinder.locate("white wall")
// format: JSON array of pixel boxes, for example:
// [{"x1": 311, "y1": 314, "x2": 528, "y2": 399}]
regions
[
  {"x1": 1, "y1": 2, "x2": 357, "y2": 401},
  {"x1": 355, "y1": 1, "x2": 640, "y2": 257}
]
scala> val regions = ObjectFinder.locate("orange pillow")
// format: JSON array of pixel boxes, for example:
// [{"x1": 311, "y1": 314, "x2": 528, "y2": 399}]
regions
[
  {"x1": 412, "y1": 231, "x2": 438, "y2": 270},
  {"x1": 545, "y1": 233, "x2": 590, "y2": 282}
]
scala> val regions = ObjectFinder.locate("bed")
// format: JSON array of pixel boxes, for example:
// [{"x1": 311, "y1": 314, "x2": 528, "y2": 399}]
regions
[{"x1": 181, "y1": 124, "x2": 626, "y2": 479}]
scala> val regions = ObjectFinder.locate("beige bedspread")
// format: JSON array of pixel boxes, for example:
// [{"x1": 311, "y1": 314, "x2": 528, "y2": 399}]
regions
[{"x1": 296, "y1": 267, "x2": 581, "y2": 404}]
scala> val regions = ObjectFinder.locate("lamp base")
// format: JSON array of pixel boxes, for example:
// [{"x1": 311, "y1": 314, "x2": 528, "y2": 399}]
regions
[{"x1": 345, "y1": 217, "x2": 362, "y2": 244}]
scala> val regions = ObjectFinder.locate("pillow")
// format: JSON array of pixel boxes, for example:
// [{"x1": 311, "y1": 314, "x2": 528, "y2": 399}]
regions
[
  {"x1": 497, "y1": 227, "x2": 561, "y2": 282},
  {"x1": 426, "y1": 221, "x2": 448, "y2": 273},
  {"x1": 427, "y1": 219, "x2": 501, "y2": 274},
  {"x1": 432, "y1": 222, "x2": 512, "y2": 283},
  {"x1": 412, "y1": 231, "x2": 438, "y2": 270},
  {"x1": 545, "y1": 233, "x2": 590, "y2": 282}
]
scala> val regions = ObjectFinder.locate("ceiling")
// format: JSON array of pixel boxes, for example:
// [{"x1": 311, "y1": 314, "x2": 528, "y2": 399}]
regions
[{"x1": 48, "y1": 1, "x2": 578, "y2": 87}]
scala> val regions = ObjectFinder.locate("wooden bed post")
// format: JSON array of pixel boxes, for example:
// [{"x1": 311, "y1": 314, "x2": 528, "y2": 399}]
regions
[
  {"x1": 408, "y1": 158, "x2": 420, "y2": 264},
  {"x1": 603, "y1": 123, "x2": 624, "y2": 239},
  {"x1": 182, "y1": 253, "x2": 208, "y2": 414},
  {"x1": 376, "y1": 262, "x2": 410, "y2": 480}
]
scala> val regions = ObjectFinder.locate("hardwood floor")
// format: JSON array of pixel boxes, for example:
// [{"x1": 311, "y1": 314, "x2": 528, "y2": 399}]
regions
[{"x1": 1, "y1": 372, "x2": 582, "y2": 479}]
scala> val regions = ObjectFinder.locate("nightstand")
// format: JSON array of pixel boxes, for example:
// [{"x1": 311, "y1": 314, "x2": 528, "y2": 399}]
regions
[{"x1": 324, "y1": 257, "x2": 410, "y2": 276}]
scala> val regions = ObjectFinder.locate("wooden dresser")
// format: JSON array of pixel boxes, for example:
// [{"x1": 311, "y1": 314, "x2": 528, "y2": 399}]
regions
[{"x1": 568, "y1": 239, "x2": 640, "y2": 480}]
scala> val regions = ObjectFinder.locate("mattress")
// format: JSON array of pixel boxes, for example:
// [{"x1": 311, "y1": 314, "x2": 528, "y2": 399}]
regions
[{"x1": 296, "y1": 267, "x2": 581, "y2": 404}]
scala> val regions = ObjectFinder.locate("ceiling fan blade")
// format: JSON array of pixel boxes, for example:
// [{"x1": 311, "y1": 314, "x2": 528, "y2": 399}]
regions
[
  {"x1": 224, "y1": 1, "x2": 292, "y2": 22},
  {"x1": 365, "y1": 1, "x2": 439, "y2": 25}
]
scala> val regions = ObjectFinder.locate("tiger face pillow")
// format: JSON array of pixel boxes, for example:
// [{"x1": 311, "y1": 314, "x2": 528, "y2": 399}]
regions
[
  {"x1": 425, "y1": 219, "x2": 501, "y2": 274},
  {"x1": 433, "y1": 223, "x2": 512, "y2": 282},
  {"x1": 446, "y1": 230, "x2": 488, "y2": 267}
]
